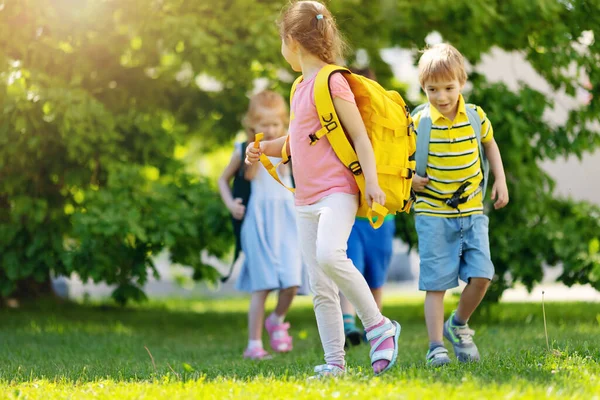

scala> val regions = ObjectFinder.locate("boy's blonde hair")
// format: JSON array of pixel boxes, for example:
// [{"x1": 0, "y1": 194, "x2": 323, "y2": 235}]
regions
[
  {"x1": 278, "y1": 1, "x2": 347, "y2": 64},
  {"x1": 418, "y1": 43, "x2": 467, "y2": 88},
  {"x1": 242, "y1": 90, "x2": 289, "y2": 141}
]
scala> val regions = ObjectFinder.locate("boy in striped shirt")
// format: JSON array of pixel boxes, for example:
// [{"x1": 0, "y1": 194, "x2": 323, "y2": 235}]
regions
[{"x1": 411, "y1": 44, "x2": 509, "y2": 367}]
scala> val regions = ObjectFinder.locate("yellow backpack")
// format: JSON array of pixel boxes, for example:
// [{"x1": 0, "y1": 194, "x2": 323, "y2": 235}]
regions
[{"x1": 259, "y1": 65, "x2": 416, "y2": 228}]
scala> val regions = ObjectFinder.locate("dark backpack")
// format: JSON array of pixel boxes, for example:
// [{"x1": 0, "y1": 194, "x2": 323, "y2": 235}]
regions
[{"x1": 221, "y1": 142, "x2": 251, "y2": 282}]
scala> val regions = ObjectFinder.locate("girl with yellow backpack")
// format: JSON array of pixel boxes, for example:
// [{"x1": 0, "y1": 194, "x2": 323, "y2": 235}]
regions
[{"x1": 246, "y1": 1, "x2": 409, "y2": 377}]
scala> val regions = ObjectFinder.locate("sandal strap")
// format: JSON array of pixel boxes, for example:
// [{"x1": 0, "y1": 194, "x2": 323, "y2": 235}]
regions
[
  {"x1": 371, "y1": 349, "x2": 395, "y2": 363},
  {"x1": 427, "y1": 347, "x2": 448, "y2": 360},
  {"x1": 368, "y1": 322, "x2": 398, "y2": 359},
  {"x1": 365, "y1": 318, "x2": 394, "y2": 342},
  {"x1": 314, "y1": 364, "x2": 344, "y2": 376}
]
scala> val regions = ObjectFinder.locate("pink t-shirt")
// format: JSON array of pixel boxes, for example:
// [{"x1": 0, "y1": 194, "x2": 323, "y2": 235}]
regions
[{"x1": 289, "y1": 70, "x2": 360, "y2": 206}]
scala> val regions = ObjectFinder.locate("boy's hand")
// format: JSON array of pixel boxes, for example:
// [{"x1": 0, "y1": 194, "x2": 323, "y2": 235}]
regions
[
  {"x1": 491, "y1": 179, "x2": 509, "y2": 209},
  {"x1": 366, "y1": 181, "x2": 386, "y2": 207},
  {"x1": 412, "y1": 175, "x2": 429, "y2": 192},
  {"x1": 245, "y1": 142, "x2": 261, "y2": 165},
  {"x1": 228, "y1": 198, "x2": 246, "y2": 220}
]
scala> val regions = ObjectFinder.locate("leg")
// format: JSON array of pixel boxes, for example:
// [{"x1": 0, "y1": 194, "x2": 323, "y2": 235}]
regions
[
  {"x1": 314, "y1": 195, "x2": 381, "y2": 329},
  {"x1": 248, "y1": 290, "x2": 270, "y2": 341},
  {"x1": 370, "y1": 287, "x2": 384, "y2": 311},
  {"x1": 340, "y1": 293, "x2": 356, "y2": 316},
  {"x1": 424, "y1": 290, "x2": 451, "y2": 366},
  {"x1": 244, "y1": 290, "x2": 272, "y2": 360},
  {"x1": 456, "y1": 278, "x2": 490, "y2": 322},
  {"x1": 415, "y1": 215, "x2": 461, "y2": 366},
  {"x1": 314, "y1": 194, "x2": 398, "y2": 374},
  {"x1": 265, "y1": 285, "x2": 298, "y2": 353},
  {"x1": 363, "y1": 218, "x2": 396, "y2": 312},
  {"x1": 444, "y1": 215, "x2": 494, "y2": 362},
  {"x1": 341, "y1": 222, "x2": 365, "y2": 345},
  {"x1": 274, "y1": 286, "x2": 298, "y2": 317},
  {"x1": 424, "y1": 291, "x2": 446, "y2": 343},
  {"x1": 457, "y1": 214, "x2": 495, "y2": 323},
  {"x1": 297, "y1": 203, "x2": 346, "y2": 368}
]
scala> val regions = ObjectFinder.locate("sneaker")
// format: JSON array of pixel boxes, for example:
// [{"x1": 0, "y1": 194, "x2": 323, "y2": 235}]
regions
[
  {"x1": 344, "y1": 327, "x2": 363, "y2": 348},
  {"x1": 426, "y1": 346, "x2": 451, "y2": 367},
  {"x1": 310, "y1": 364, "x2": 345, "y2": 379},
  {"x1": 265, "y1": 319, "x2": 293, "y2": 353},
  {"x1": 243, "y1": 347, "x2": 272, "y2": 360},
  {"x1": 443, "y1": 311, "x2": 480, "y2": 362}
]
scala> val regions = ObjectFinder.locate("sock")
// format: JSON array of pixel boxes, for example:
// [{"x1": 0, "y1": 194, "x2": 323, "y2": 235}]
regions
[
  {"x1": 343, "y1": 314, "x2": 356, "y2": 332},
  {"x1": 365, "y1": 318, "x2": 395, "y2": 374},
  {"x1": 429, "y1": 341, "x2": 444, "y2": 352},
  {"x1": 248, "y1": 339, "x2": 263, "y2": 350},
  {"x1": 452, "y1": 312, "x2": 467, "y2": 326},
  {"x1": 268, "y1": 312, "x2": 285, "y2": 325}
]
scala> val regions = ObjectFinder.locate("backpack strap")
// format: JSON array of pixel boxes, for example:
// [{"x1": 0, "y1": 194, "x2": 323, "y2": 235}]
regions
[
  {"x1": 222, "y1": 142, "x2": 250, "y2": 283},
  {"x1": 413, "y1": 102, "x2": 490, "y2": 202},
  {"x1": 312, "y1": 65, "x2": 387, "y2": 229},
  {"x1": 413, "y1": 103, "x2": 432, "y2": 178},
  {"x1": 465, "y1": 105, "x2": 490, "y2": 199},
  {"x1": 255, "y1": 133, "x2": 295, "y2": 193}
]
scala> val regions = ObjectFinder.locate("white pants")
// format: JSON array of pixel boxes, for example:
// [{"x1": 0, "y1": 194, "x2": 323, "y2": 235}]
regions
[{"x1": 296, "y1": 193, "x2": 383, "y2": 365}]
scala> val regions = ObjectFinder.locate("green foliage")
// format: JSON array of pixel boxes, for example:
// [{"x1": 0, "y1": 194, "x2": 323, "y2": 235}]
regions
[
  {"x1": 0, "y1": 0, "x2": 234, "y2": 304},
  {"x1": 1, "y1": 0, "x2": 599, "y2": 303},
  {"x1": 65, "y1": 167, "x2": 230, "y2": 305}
]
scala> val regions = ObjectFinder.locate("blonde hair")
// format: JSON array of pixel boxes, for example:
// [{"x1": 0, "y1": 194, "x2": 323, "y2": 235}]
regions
[
  {"x1": 242, "y1": 90, "x2": 289, "y2": 141},
  {"x1": 418, "y1": 43, "x2": 467, "y2": 87},
  {"x1": 279, "y1": 1, "x2": 347, "y2": 64}
]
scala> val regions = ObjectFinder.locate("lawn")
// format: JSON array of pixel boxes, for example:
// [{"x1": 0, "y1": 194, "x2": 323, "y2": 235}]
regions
[{"x1": 1, "y1": 294, "x2": 599, "y2": 399}]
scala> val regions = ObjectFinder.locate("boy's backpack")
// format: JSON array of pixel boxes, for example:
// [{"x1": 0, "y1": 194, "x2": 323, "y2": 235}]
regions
[
  {"x1": 412, "y1": 103, "x2": 490, "y2": 205},
  {"x1": 221, "y1": 142, "x2": 251, "y2": 283},
  {"x1": 261, "y1": 65, "x2": 416, "y2": 229}
]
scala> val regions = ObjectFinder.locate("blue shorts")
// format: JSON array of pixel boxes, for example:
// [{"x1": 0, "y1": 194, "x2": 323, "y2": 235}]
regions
[
  {"x1": 415, "y1": 214, "x2": 494, "y2": 291},
  {"x1": 347, "y1": 218, "x2": 395, "y2": 289}
]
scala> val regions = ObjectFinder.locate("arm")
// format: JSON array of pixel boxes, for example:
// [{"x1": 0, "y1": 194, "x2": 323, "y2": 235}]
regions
[
  {"x1": 245, "y1": 135, "x2": 288, "y2": 164},
  {"x1": 244, "y1": 161, "x2": 260, "y2": 180},
  {"x1": 333, "y1": 96, "x2": 385, "y2": 206},
  {"x1": 483, "y1": 138, "x2": 509, "y2": 209},
  {"x1": 217, "y1": 148, "x2": 246, "y2": 220}
]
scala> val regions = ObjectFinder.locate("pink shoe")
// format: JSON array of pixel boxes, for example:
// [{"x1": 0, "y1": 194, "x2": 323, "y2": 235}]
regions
[
  {"x1": 265, "y1": 319, "x2": 293, "y2": 353},
  {"x1": 243, "y1": 347, "x2": 272, "y2": 360}
]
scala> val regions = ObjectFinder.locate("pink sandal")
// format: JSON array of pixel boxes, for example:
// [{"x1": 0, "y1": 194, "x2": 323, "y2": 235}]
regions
[
  {"x1": 243, "y1": 347, "x2": 272, "y2": 360},
  {"x1": 265, "y1": 319, "x2": 293, "y2": 353}
]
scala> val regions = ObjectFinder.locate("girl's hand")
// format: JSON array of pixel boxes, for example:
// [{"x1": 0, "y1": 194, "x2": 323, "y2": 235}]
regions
[
  {"x1": 245, "y1": 142, "x2": 261, "y2": 165},
  {"x1": 412, "y1": 175, "x2": 429, "y2": 192},
  {"x1": 228, "y1": 198, "x2": 246, "y2": 220},
  {"x1": 365, "y1": 181, "x2": 386, "y2": 207},
  {"x1": 491, "y1": 179, "x2": 509, "y2": 209}
]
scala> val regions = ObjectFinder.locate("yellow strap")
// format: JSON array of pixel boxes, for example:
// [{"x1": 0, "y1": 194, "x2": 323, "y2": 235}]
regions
[
  {"x1": 366, "y1": 202, "x2": 388, "y2": 229},
  {"x1": 313, "y1": 65, "x2": 389, "y2": 228},
  {"x1": 377, "y1": 165, "x2": 413, "y2": 179},
  {"x1": 255, "y1": 133, "x2": 295, "y2": 193}
]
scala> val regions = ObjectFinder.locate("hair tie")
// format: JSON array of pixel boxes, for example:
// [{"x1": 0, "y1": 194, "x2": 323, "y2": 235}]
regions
[{"x1": 316, "y1": 14, "x2": 323, "y2": 20}]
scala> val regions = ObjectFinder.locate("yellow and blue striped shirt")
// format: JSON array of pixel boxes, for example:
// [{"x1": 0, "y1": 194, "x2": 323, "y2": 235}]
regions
[{"x1": 412, "y1": 95, "x2": 493, "y2": 218}]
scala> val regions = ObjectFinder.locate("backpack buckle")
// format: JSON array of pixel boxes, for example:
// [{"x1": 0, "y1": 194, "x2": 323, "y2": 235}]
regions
[
  {"x1": 322, "y1": 113, "x2": 338, "y2": 133},
  {"x1": 407, "y1": 122, "x2": 414, "y2": 136},
  {"x1": 348, "y1": 161, "x2": 362, "y2": 175},
  {"x1": 309, "y1": 133, "x2": 319, "y2": 145}
]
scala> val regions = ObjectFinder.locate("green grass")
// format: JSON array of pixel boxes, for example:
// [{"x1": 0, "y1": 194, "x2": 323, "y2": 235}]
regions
[{"x1": 1, "y1": 295, "x2": 599, "y2": 399}]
